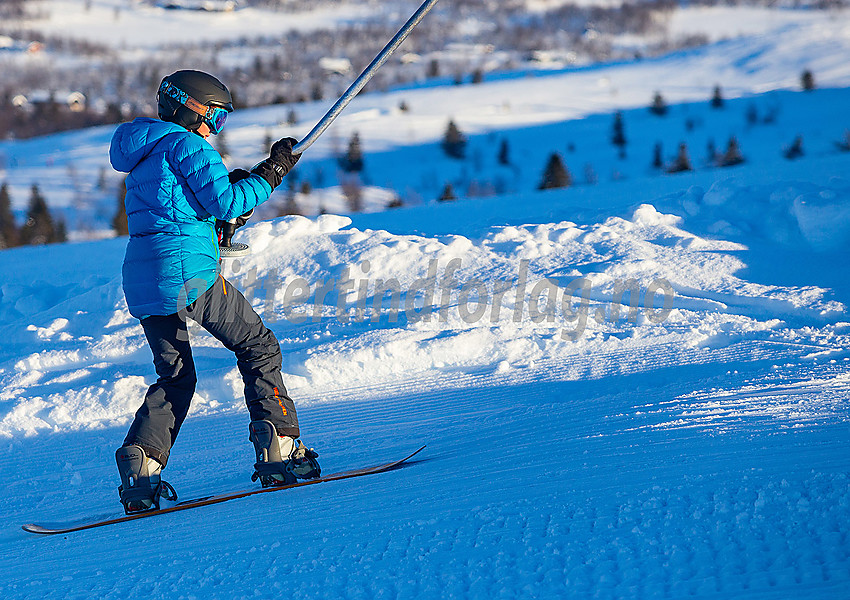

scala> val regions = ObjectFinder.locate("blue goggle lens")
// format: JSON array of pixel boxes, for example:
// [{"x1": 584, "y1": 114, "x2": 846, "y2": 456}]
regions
[{"x1": 207, "y1": 107, "x2": 228, "y2": 134}]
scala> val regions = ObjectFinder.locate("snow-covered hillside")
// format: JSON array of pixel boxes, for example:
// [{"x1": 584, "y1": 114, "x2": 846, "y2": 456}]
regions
[
  {"x1": 3, "y1": 7, "x2": 850, "y2": 233},
  {"x1": 1, "y1": 10, "x2": 849, "y2": 600},
  {"x1": 9, "y1": 0, "x2": 378, "y2": 48}
]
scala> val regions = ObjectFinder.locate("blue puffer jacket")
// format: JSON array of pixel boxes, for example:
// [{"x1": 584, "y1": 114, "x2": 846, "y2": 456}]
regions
[{"x1": 109, "y1": 117, "x2": 272, "y2": 319}]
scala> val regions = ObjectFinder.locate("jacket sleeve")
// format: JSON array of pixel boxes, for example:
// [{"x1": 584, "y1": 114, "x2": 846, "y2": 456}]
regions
[{"x1": 172, "y1": 134, "x2": 273, "y2": 221}]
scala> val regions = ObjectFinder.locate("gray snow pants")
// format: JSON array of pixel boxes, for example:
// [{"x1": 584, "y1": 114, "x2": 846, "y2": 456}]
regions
[{"x1": 124, "y1": 275, "x2": 299, "y2": 467}]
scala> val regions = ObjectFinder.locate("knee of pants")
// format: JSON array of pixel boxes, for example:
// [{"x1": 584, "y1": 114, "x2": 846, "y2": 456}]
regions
[
  {"x1": 155, "y1": 360, "x2": 198, "y2": 391},
  {"x1": 237, "y1": 329, "x2": 282, "y2": 365}
]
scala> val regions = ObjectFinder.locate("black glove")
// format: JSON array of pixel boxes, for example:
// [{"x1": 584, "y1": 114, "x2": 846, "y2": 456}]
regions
[
  {"x1": 269, "y1": 137, "x2": 300, "y2": 173},
  {"x1": 228, "y1": 168, "x2": 251, "y2": 183},
  {"x1": 251, "y1": 137, "x2": 300, "y2": 190},
  {"x1": 234, "y1": 208, "x2": 253, "y2": 228}
]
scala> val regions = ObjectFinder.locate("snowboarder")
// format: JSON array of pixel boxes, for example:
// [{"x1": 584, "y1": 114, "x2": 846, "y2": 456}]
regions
[{"x1": 109, "y1": 70, "x2": 320, "y2": 514}]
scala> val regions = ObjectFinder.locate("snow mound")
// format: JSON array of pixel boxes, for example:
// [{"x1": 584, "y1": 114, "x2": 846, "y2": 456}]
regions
[
  {"x1": 0, "y1": 183, "x2": 844, "y2": 438},
  {"x1": 793, "y1": 186, "x2": 850, "y2": 252},
  {"x1": 663, "y1": 178, "x2": 850, "y2": 253}
]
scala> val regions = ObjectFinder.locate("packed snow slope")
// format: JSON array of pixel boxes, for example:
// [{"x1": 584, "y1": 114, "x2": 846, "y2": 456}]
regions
[
  {"x1": 0, "y1": 139, "x2": 849, "y2": 598},
  {"x1": 1, "y1": 14, "x2": 850, "y2": 600}
]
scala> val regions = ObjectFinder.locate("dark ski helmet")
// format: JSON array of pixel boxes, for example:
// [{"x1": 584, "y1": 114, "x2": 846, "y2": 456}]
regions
[{"x1": 157, "y1": 70, "x2": 233, "y2": 134}]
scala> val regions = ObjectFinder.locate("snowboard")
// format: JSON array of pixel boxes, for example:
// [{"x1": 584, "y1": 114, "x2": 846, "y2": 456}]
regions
[{"x1": 22, "y1": 445, "x2": 425, "y2": 535}]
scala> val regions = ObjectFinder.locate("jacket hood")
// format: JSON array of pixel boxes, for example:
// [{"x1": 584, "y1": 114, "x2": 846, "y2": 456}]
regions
[{"x1": 109, "y1": 118, "x2": 187, "y2": 173}]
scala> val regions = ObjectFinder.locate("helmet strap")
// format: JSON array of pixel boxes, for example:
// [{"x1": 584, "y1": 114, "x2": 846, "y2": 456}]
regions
[{"x1": 159, "y1": 80, "x2": 217, "y2": 126}]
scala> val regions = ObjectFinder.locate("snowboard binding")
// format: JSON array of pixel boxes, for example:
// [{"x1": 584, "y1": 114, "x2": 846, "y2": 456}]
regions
[
  {"x1": 217, "y1": 178, "x2": 253, "y2": 258},
  {"x1": 115, "y1": 445, "x2": 178, "y2": 515},
  {"x1": 249, "y1": 420, "x2": 321, "y2": 488},
  {"x1": 217, "y1": 218, "x2": 250, "y2": 258}
]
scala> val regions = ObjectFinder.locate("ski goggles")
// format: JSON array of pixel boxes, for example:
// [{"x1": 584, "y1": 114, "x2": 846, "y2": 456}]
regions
[
  {"x1": 159, "y1": 80, "x2": 230, "y2": 135},
  {"x1": 204, "y1": 105, "x2": 229, "y2": 135}
]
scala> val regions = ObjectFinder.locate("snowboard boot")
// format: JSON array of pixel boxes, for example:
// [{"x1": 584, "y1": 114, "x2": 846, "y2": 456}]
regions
[
  {"x1": 115, "y1": 445, "x2": 178, "y2": 515},
  {"x1": 249, "y1": 419, "x2": 321, "y2": 487}
]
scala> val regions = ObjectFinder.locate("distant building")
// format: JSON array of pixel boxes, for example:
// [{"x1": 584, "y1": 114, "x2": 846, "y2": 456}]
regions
[
  {"x1": 11, "y1": 91, "x2": 87, "y2": 113},
  {"x1": 0, "y1": 36, "x2": 44, "y2": 54},
  {"x1": 158, "y1": 0, "x2": 237, "y2": 11},
  {"x1": 318, "y1": 58, "x2": 352, "y2": 76}
]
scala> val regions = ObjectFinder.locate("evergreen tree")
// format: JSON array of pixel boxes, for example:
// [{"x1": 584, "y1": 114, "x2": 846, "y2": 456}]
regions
[
  {"x1": 386, "y1": 195, "x2": 403, "y2": 209},
  {"x1": 666, "y1": 143, "x2": 693, "y2": 173},
  {"x1": 97, "y1": 166, "x2": 108, "y2": 191},
  {"x1": 113, "y1": 177, "x2": 128, "y2": 236},
  {"x1": 652, "y1": 142, "x2": 664, "y2": 170},
  {"x1": 706, "y1": 138, "x2": 717, "y2": 164},
  {"x1": 498, "y1": 138, "x2": 511, "y2": 166},
  {"x1": 279, "y1": 195, "x2": 302, "y2": 216},
  {"x1": 611, "y1": 111, "x2": 627, "y2": 156},
  {"x1": 287, "y1": 109, "x2": 297, "y2": 126},
  {"x1": 341, "y1": 175, "x2": 363, "y2": 212},
  {"x1": 836, "y1": 130, "x2": 850, "y2": 152},
  {"x1": 784, "y1": 135, "x2": 805, "y2": 160},
  {"x1": 19, "y1": 184, "x2": 58, "y2": 245},
  {"x1": 801, "y1": 69, "x2": 815, "y2": 91},
  {"x1": 437, "y1": 183, "x2": 457, "y2": 202},
  {"x1": 339, "y1": 131, "x2": 364, "y2": 172},
  {"x1": 104, "y1": 102, "x2": 123, "y2": 124},
  {"x1": 746, "y1": 103, "x2": 759, "y2": 126},
  {"x1": 427, "y1": 58, "x2": 440, "y2": 78},
  {"x1": 649, "y1": 91, "x2": 668, "y2": 117},
  {"x1": 710, "y1": 85, "x2": 724, "y2": 109},
  {"x1": 263, "y1": 129, "x2": 273, "y2": 154},
  {"x1": 277, "y1": 182, "x2": 302, "y2": 217},
  {"x1": 56, "y1": 219, "x2": 67, "y2": 243},
  {"x1": 0, "y1": 182, "x2": 19, "y2": 249},
  {"x1": 252, "y1": 55, "x2": 265, "y2": 78},
  {"x1": 471, "y1": 68, "x2": 484, "y2": 84},
  {"x1": 538, "y1": 153, "x2": 572, "y2": 190},
  {"x1": 717, "y1": 136, "x2": 745, "y2": 167},
  {"x1": 270, "y1": 54, "x2": 282, "y2": 74},
  {"x1": 763, "y1": 105, "x2": 779, "y2": 124},
  {"x1": 312, "y1": 166, "x2": 325, "y2": 189},
  {"x1": 442, "y1": 120, "x2": 467, "y2": 159}
]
